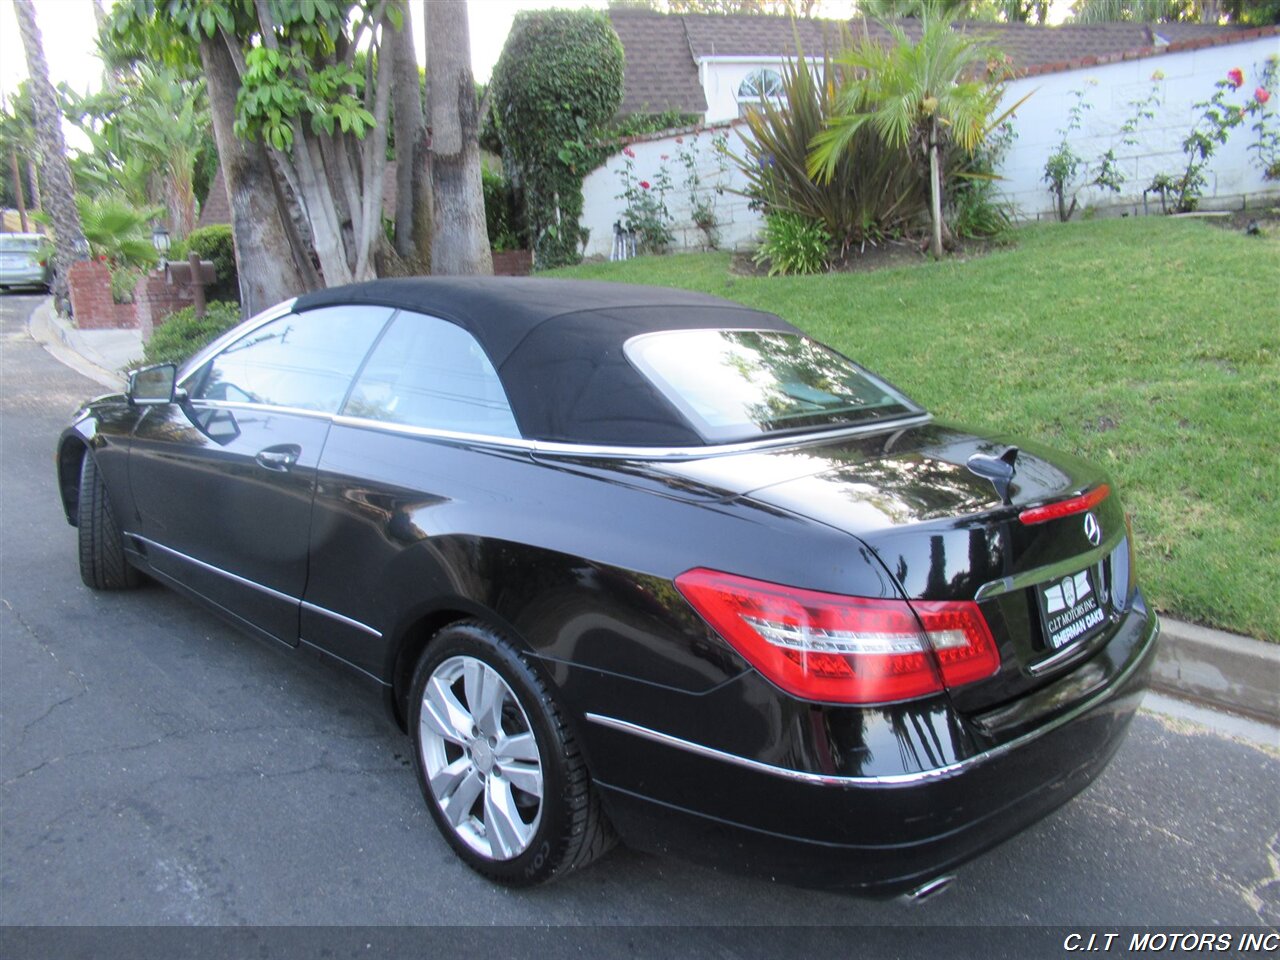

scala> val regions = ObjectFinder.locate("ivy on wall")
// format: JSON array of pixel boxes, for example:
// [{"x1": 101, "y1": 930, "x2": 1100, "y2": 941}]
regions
[{"x1": 490, "y1": 10, "x2": 624, "y2": 269}]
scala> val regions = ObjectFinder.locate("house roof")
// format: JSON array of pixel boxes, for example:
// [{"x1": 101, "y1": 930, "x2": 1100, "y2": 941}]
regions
[
  {"x1": 607, "y1": 9, "x2": 1275, "y2": 114},
  {"x1": 610, "y1": 9, "x2": 707, "y2": 116}
]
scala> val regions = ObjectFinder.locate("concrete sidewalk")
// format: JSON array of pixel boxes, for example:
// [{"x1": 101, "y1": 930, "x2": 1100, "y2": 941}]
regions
[
  {"x1": 27, "y1": 296, "x2": 140, "y2": 389},
  {"x1": 22, "y1": 296, "x2": 1280, "y2": 732}
]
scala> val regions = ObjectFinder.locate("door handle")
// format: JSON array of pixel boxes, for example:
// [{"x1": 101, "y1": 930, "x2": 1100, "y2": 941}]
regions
[{"x1": 255, "y1": 445, "x2": 300, "y2": 472}]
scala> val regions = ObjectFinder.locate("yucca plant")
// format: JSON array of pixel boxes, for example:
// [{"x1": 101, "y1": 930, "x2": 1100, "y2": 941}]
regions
[
  {"x1": 729, "y1": 41, "x2": 928, "y2": 258},
  {"x1": 809, "y1": 13, "x2": 1019, "y2": 260}
]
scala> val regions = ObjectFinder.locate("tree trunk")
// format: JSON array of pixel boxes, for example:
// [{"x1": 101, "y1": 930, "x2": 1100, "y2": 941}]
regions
[
  {"x1": 199, "y1": 29, "x2": 307, "y2": 315},
  {"x1": 390, "y1": 0, "x2": 430, "y2": 265},
  {"x1": 27, "y1": 153, "x2": 41, "y2": 212},
  {"x1": 425, "y1": 0, "x2": 492, "y2": 276},
  {"x1": 13, "y1": 0, "x2": 85, "y2": 307},
  {"x1": 10, "y1": 147, "x2": 28, "y2": 232},
  {"x1": 928, "y1": 121, "x2": 943, "y2": 261}
]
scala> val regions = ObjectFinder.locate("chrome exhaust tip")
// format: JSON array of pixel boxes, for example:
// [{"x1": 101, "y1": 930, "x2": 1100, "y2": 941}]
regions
[{"x1": 901, "y1": 874, "x2": 956, "y2": 905}]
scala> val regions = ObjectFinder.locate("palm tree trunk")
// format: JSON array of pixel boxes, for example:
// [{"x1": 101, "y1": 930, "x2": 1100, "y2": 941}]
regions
[
  {"x1": 425, "y1": 0, "x2": 492, "y2": 275},
  {"x1": 928, "y1": 118, "x2": 943, "y2": 261},
  {"x1": 13, "y1": 0, "x2": 86, "y2": 307}
]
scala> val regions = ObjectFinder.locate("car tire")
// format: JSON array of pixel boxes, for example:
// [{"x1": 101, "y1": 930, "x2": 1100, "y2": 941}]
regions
[
  {"x1": 409, "y1": 620, "x2": 615, "y2": 886},
  {"x1": 77, "y1": 454, "x2": 142, "y2": 591}
]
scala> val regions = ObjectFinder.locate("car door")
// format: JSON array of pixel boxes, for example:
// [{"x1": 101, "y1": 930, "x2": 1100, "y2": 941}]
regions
[
  {"x1": 301, "y1": 309, "x2": 524, "y2": 675},
  {"x1": 128, "y1": 305, "x2": 392, "y2": 644}
]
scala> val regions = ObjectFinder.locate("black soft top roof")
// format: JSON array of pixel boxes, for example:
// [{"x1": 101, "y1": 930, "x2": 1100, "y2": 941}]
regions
[{"x1": 295, "y1": 277, "x2": 797, "y2": 446}]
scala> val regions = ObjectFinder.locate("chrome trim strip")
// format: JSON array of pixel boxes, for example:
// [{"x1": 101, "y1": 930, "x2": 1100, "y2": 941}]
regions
[
  {"x1": 329, "y1": 412, "x2": 934, "y2": 462},
  {"x1": 300, "y1": 600, "x2": 382, "y2": 638},
  {"x1": 129, "y1": 534, "x2": 298, "y2": 606},
  {"x1": 973, "y1": 530, "x2": 1125, "y2": 601},
  {"x1": 584, "y1": 619, "x2": 1157, "y2": 788},
  {"x1": 188, "y1": 399, "x2": 336, "y2": 422}
]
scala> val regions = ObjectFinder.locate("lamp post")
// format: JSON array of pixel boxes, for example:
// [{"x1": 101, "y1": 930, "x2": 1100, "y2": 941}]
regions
[{"x1": 151, "y1": 224, "x2": 170, "y2": 267}]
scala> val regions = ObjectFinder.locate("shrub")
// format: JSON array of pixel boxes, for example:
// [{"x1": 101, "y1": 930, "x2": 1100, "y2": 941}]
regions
[
  {"x1": 731, "y1": 47, "x2": 928, "y2": 257},
  {"x1": 491, "y1": 10, "x2": 624, "y2": 269},
  {"x1": 616, "y1": 148, "x2": 675, "y2": 254},
  {"x1": 76, "y1": 193, "x2": 162, "y2": 268},
  {"x1": 754, "y1": 212, "x2": 830, "y2": 276},
  {"x1": 950, "y1": 122, "x2": 1015, "y2": 241},
  {"x1": 481, "y1": 162, "x2": 523, "y2": 252},
  {"x1": 110, "y1": 264, "x2": 145, "y2": 304},
  {"x1": 171, "y1": 224, "x2": 238, "y2": 303},
  {"x1": 142, "y1": 300, "x2": 241, "y2": 366}
]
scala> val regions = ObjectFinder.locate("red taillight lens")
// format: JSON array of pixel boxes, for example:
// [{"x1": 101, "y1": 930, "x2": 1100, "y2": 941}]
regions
[
  {"x1": 1018, "y1": 483, "x2": 1110, "y2": 525},
  {"x1": 674, "y1": 568, "x2": 1000, "y2": 705}
]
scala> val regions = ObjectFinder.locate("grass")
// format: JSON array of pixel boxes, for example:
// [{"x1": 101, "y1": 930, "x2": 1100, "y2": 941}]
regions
[{"x1": 551, "y1": 217, "x2": 1280, "y2": 642}]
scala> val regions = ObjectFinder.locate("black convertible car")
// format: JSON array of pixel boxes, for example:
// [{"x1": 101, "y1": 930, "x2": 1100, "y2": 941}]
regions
[{"x1": 57, "y1": 278, "x2": 1158, "y2": 896}]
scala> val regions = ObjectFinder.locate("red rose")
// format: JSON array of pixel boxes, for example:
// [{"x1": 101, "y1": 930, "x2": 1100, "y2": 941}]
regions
[
  {"x1": 1258, "y1": 86, "x2": 1272, "y2": 105},
  {"x1": 675, "y1": 136, "x2": 684, "y2": 144},
  {"x1": 1227, "y1": 68, "x2": 1244, "y2": 88},
  {"x1": 623, "y1": 147, "x2": 636, "y2": 158},
  {"x1": 639, "y1": 181, "x2": 651, "y2": 190},
  {"x1": 660, "y1": 154, "x2": 669, "y2": 160}
]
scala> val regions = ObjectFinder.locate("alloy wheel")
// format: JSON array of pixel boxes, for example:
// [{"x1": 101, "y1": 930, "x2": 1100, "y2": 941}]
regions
[{"x1": 417, "y1": 655, "x2": 544, "y2": 860}]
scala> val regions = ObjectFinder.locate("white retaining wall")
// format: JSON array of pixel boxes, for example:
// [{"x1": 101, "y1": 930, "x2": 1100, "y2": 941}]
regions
[
  {"x1": 996, "y1": 34, "x2": 1280, "y2": 220},
  {"x1": 579, "y1": 35, "x2": 1280, "y2": 257}
]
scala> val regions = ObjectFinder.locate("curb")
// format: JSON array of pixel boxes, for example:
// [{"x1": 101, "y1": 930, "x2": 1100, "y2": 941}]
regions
[
  {"x1": 1151, "y1": 618, "x2": 1279, "y2": 727},
  {"x1": 22, "y1": 298, "x2": 1280, "y2": 728},
  {"x1": 27, "y1": 298, "x2": 126, "y2": 390}
]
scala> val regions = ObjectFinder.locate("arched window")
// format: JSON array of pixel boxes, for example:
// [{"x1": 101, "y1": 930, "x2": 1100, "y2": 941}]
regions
[{"x1": 737, "y1": 68, "x2": 784, "y2": 101}]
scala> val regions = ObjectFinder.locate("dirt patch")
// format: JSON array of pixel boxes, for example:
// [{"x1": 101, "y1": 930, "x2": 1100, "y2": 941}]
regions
[{"x1": 1200, "y1": 205, "x2": 1280, "y2": 235}]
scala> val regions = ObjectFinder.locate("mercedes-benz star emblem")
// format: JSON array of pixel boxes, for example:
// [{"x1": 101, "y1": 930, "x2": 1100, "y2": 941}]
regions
[{"x1": 1083, "y1": 512, "x2": 1102, "y2": 546}]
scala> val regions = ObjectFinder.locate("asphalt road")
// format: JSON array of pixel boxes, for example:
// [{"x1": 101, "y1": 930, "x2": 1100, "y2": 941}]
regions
[{"x1": 2, "y1": 294, "x2": 1278, "y2": 940}]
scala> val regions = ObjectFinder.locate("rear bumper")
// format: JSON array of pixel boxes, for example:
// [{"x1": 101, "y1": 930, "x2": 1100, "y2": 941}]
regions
[{"x1": 585, "y1": 604, "x2": 1159, "y2": 894}]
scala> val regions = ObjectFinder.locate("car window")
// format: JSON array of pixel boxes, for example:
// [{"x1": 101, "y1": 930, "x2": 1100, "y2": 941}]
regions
[
  {"x1": 625, "y1": 329, "x2": 922, "y2": 443},
  {"x1": 0, "y1": 235, "x2": 42, "y2": 253},
  {"x1": 342, "y1": 310, "x2": 521, "y2": 438},
  {"x1": 189, "y1": 306, "x2": 391, "y2": 413}
]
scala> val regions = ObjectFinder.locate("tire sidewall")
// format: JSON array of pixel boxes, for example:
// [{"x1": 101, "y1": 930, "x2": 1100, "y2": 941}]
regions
[{"x1": 408, "y1": 622, "x2": 573, "y2": 886}]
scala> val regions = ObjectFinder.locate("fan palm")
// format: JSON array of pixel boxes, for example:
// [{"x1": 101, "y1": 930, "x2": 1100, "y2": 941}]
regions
[{"x1": 808, "y1": 13, "x2": 1007, "y2": 260}]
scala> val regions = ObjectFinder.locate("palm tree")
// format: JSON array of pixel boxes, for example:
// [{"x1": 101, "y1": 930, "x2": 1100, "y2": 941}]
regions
[
  {"x1": 808, "y1": 13, "x2": 1003, "y2": 259},
  {"x1": 12, "y1": 0, "x2": 87, "y2": 306}
]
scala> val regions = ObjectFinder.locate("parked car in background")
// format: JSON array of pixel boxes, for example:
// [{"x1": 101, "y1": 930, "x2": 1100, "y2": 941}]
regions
[
  {"x1": 56, "y1": 278, "x2": 1159, "y2": 897},
  {"x1": 0, "y1": 233, "x2": 51, "y2": 291}
]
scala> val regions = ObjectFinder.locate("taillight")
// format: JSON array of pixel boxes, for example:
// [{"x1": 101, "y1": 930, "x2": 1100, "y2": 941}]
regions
[
  {"x1": 674, "y1": 568, "x2": 999, "y2": 706},
  {"x1": 1018, "y1": 483, "x2": 1110, "y2": 525}
]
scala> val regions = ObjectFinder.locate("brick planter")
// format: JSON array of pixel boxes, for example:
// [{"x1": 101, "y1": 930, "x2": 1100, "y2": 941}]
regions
[
  {"x1": 136, "y1": 272, "x2": 197, "y2": 342},
  {"x1": 492, "y1": 250, "x2": 533, "y2": 276},
  {"x1": 68, "y1": 260, "x2": 138, "y2": 330}
]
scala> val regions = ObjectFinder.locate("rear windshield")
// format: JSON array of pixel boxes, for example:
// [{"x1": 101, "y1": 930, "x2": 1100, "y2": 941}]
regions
[
  {"x1": 625, "y1": 329, "x2": 922, "y2": 443},
  {"x1": 0, "y1": 236, "x2": 42, "y2": 252}
]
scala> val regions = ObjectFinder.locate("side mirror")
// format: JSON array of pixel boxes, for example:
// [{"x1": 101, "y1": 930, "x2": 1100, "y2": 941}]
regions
[{"x1": 127, "y1": 364, "x2": 179, "y2": 405}]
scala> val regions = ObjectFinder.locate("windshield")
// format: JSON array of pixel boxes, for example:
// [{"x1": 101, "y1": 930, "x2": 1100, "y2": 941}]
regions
[
  {"x1": 625, "y1": 329, "x2": 922, "y2": 443},
  {"x1": 0, "y1": 235, "x2": 43, "y2": 253}
]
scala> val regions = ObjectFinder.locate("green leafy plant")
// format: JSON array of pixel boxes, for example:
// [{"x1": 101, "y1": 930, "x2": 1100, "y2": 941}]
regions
[
  {"x1": 950, "y1": 122, "x2": 1015, "y2": 240},
  {"x1": 1248, "y1": 55, "x2": 1279, "y2": 181},
  {"x1": 170, "y1": 224, "x2": 238, "y2": 303},
  {"x1": 809, "y1": 13, "x2": 1013, "y2": 260},
  {"x1": 616, "y1": 147, "x2": 675, "y2": 253},
  {"x1": 110, "y1": 265, "x2": 144, "y2": 304},
  {"x1": 481, "y1": 162, "x2": 523, "y2": 252},
  {"x1": 753, "y1": 211, "x2": 831, "y2": 276},
  {"x1": 491, "y1": 10, "x2": 624, "y2": 269},
  {"x1": 732, "y1": 45, "x2": 927, "y2": 258},
  {"x1": 44, "y1": 193, "x2": 163, "y2": 269},
  {"x1": 677, "y1": 132, "x2": 730, "y2": 250},
  {"x1": 1042, "y1": 86, "x2": 1091, "y2": 222},
  {"x1": 142, "y1": 300, "x2": 241, "y2": 366},
  {"x1": 1154, "y1": 66, "x2": 1269, "y2": 213}
]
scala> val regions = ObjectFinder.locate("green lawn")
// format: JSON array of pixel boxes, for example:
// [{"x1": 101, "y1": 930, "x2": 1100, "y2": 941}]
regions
[{"x1": 551, "y1": 217, "x2": 1280, "y2": 642}]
